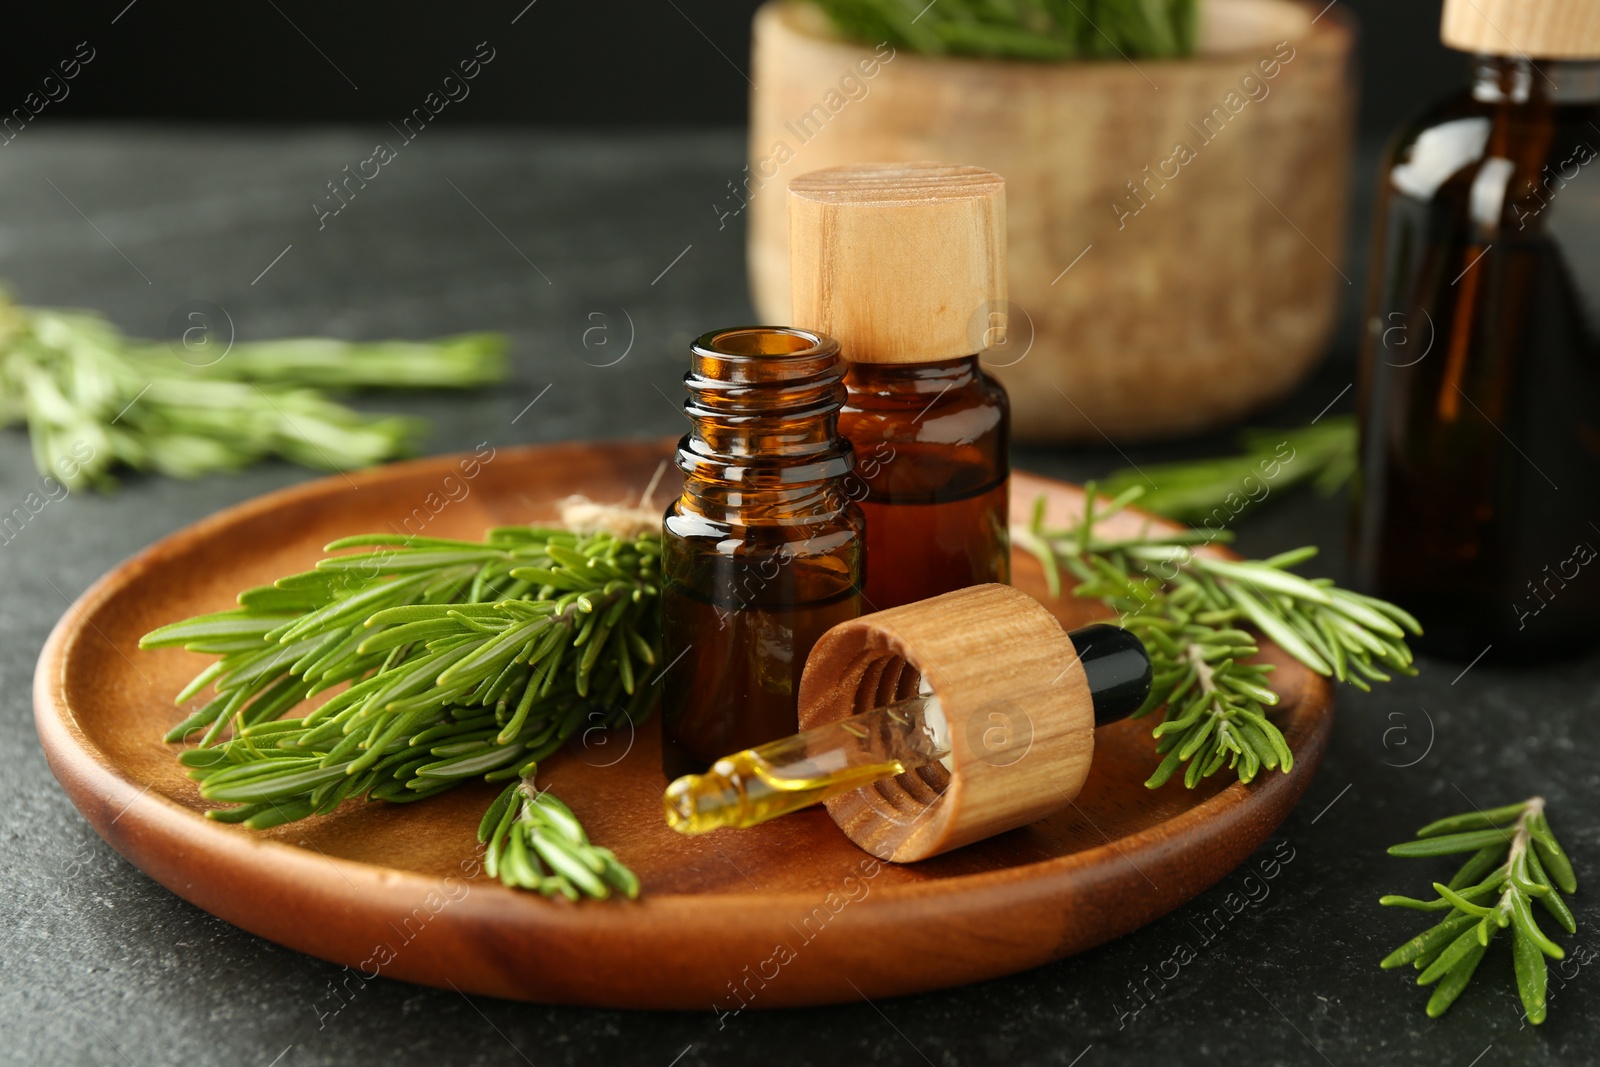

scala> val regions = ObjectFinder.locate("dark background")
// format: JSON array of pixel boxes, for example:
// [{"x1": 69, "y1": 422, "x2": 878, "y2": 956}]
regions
[{"x1": 7, "y1": 0, "x2": 1457, "y2": 134}]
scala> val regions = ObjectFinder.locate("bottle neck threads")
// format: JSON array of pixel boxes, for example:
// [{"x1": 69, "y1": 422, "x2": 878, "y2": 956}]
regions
[{"x1": 676, "y1": 327, "x2": 855, "y2": 520}]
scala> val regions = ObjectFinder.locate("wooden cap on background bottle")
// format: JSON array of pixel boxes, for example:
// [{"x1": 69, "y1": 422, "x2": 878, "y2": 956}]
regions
[
  {"x1": 788, "y1": 162, "x2": 1007, "y2": 365},
  {"x1": 1441, "y1": 0, "x2": 1600, "y2": 58}
]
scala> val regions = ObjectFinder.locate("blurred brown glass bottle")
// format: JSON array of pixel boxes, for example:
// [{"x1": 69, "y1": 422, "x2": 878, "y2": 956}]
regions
[{"x1": 1353, "y1": 0, "x2": 1600, "y2": 659}]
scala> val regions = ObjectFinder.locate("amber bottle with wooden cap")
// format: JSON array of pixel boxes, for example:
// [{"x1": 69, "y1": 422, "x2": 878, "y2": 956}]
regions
[
  {"x1": 789, "y1": 162, "x2": 1011, "y2": 613},
  {"x1": 663, "y1": 584, "x2": 1152, "y2": 862},
  {"x1": 1353, "y1": 0, "x2": 1600, "y2": 660},
  {"x1": 660, "y1": 327, "x2": 866, "y2": 779}
]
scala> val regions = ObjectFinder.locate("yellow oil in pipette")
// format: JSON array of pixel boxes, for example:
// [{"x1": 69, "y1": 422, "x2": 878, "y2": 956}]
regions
[{"x1": 663, "y1": 693, "x2": 947, "y2": 834}]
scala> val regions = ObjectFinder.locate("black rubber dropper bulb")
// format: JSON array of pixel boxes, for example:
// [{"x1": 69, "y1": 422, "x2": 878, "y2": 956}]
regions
[{"x1": 1067, "y1": 623, "x2": 1154, "y2": 727}]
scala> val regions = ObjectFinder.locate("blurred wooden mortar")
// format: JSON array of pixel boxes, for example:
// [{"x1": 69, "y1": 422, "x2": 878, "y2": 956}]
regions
[{"x1": 747, "y1": 0, "x2": 1355, "y2": 443}]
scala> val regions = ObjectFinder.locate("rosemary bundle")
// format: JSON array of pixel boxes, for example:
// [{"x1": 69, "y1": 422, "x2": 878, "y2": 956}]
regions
[
  {"x1": 1380, "y1": 799, "x2": 1578, "y2": 1023},
  {"x1": 142, "y1": 521, "x2": 661, "y2": 899},
  {"x1": 0, "y1": 293, "x2": 506, "y2": 490},
  {"x1": 1017, "y1": 484, "x2": 1420, "y2": 788},
  {"x1": 812, "y1": 0, "x2": 1197, "y2": 60}
]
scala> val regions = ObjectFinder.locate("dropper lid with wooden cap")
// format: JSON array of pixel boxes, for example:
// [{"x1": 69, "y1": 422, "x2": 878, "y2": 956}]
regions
[
  {"x1": 1441, "y1": 0, "x2": 1600, "y2": 59},
  {"x1": 788, "y1": 161, "x2": 1007, "y2": 364},
  {"x1": 663, "y1": 585, "x2": 1154, "y2": 863}
]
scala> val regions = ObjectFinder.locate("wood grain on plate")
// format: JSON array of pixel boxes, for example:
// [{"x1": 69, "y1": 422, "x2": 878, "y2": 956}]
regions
[{"x1": 33, "y1": 440, "x2": 1331, "y2": 1009}]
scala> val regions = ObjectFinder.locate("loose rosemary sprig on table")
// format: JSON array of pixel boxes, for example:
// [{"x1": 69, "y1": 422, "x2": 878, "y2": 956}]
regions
[
  {"x1": 1100, "y1": 415, "x2": 1357, "y2": 525},
  {"x1": 1016, "y1": 483, "x2": 1420, "y2": 789},
  {"x1": 0, "y1": 293, "x2": 506, "y2": 490},
  {"x1": 142, "y1": 521, "x2": 661, "y2": 898},
  {"x1": 1380, "y1": 799, "x2": 1578, "y2": 1023},
  {"x1": 812, "y1": 0, "x2": 1196, "y2": 60}
]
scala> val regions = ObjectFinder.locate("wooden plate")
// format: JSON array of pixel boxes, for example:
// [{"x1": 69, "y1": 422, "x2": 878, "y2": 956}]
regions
[{"x1": 34, "y1": 440, "x2": 1332, "y2": 1009}]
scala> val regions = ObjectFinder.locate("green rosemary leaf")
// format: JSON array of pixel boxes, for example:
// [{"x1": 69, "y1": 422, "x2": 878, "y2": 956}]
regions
[
  {"x1": 355, "y1": 619, "x2": 469, "y2": 656},
  {"x1": 1509, "y1": 850, "x2": 1551, "y2": 899},
  {"x1": 1224, "y1": 583, "x2": 1332, "y2": 676},
  {"x1": 1525, "y1": 846, "x2": 1578, "y2": 934},
  {"x1": 1513, "y1": 920, "x2": 1549, "y2": 1025},
  {"x1": 1426, "y1": 941, "x2": 1488, "y2": 1018},
  {"x1": 203, "y1": 762, "x2": 350, "y2": 803},
  {"x1": 203, "y1": 801, "x2": 275, "y2": 825},
  {"x1": 1346, "y1": 590, "x2": 1424, "y2": 637},
  {"x1": 413, "y1": 742, "x2": 528, "y2": 780},
  {"x1": 1509, "y1": 891, "x2": 1565, "y2": 960},
  {"x1": 1235, "y1": 721, "x2": 1280, "y2": 773},
  {"x1": 1431, "y1": 882, "x2": 1494, "y2": 917},
  {"x1": 531, "y1": 832, "x2": 610, "y2": 898},
  {"x1": 1447, "y1": 845, "x2": 1506, "y2": 891},
  {"x1": 1283, "y1": 608, "x2": 1342, "y2": 679},
  {"x1": 317, "y1": 550, "x2": 501, "y2": 574},
  {"x1": 274, "y1": 572, "x2": 437, "y2": 644},
  {"x1": 139, "y1": 613, "x2": 296, "y2": 648},
  {"x1": 1382, "y1": 878, "x2": 1501, "y2": 912},
  {"x1": 596, "y1": 849, "x2": 641, "y2": 899},
  {"x1": 1378, "y1": 894, "x2": 1451, "y2": 911},
  {"x1": 1258, "y1": 546, "x2": 1320, "y2": 571},
  {"x1": 1388, "y1": 830, "x2": 1514, "y2": 858},
  {"x1": 477, "y1": 784, "x2": 518, "y2": 843},
  {"x1": 1324, "y1": 589, "x2": 1409, "y2": 640},
  {"x1": 1200, "y1": 558, "x2": 1334, "y2": 605},
  {"x1": 1381, "y1": 911, "x2": 1479, "y2": 969},
  {"x1": 1416, "y1": 802, "x2": 1530, "y2": 838},
  {"x1": 1144, "y1": 749, "x2": 1184, "y2": 790},
  {"x1": 1529, "y1": 814, "x2": 1578, "y2": 894},
  {"x1": 243, "y1": 799, "x2": 317, "y2": 831},
  {"x1": 1418, "y1": 927, "x2": 1488, "y2": 986}
]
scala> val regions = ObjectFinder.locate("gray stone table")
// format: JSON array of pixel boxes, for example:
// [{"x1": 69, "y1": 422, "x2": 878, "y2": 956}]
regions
[{"x1": 0, "y1": 128, "x2": 1594, "y2": 1067}]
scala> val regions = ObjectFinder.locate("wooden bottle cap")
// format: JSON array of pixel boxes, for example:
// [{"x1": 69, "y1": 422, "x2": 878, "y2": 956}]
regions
[
  {"x1": 788, "y1": 162, "x2": 1008, "y2": 365},
  {"x1": 1441, "y1": 0, "x2": 1600, "y2": 58},
  {"x1": 796, "y1": 584, "x2": 1093, "y2": 863}
]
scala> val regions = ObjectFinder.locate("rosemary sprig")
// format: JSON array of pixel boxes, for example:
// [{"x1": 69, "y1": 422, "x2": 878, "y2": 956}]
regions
[
  {"x1": 479, "y1": 777, "x2": 640, "y2": 901},
  {"x1": 811, "y1": 0, "x2": 1197, "y2": 60},
  {"x1": 0, "y1": 292, "x2": 506, "y2": 490},
  {"x1": 141, "y1": 521, "x2": 661, "y2": 898},
  {"x1": 125, "y1": 335, "x2": 505, "y2": 390},
  {"x1": 1100, "y1": 416, "x2": 1356, "y2": 524},
  {"x1": 1380, "y1": 799, "x2": 1578, "y2": 1023},
  {"x1": 1017, "y1": 483, "x2": 1420, "y2": 789}
]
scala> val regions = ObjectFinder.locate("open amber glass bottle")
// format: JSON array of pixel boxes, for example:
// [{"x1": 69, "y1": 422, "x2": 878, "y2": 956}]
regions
[
  {"x1": 660, "y1": 327, "x2": 865, "y2": 779},
  {"x1": 790, "y1": 162, "x2": 1011, "y2": 612},
  {"x1": 1353, "y1": 0, "x2": 1600, "y2": 659}
]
